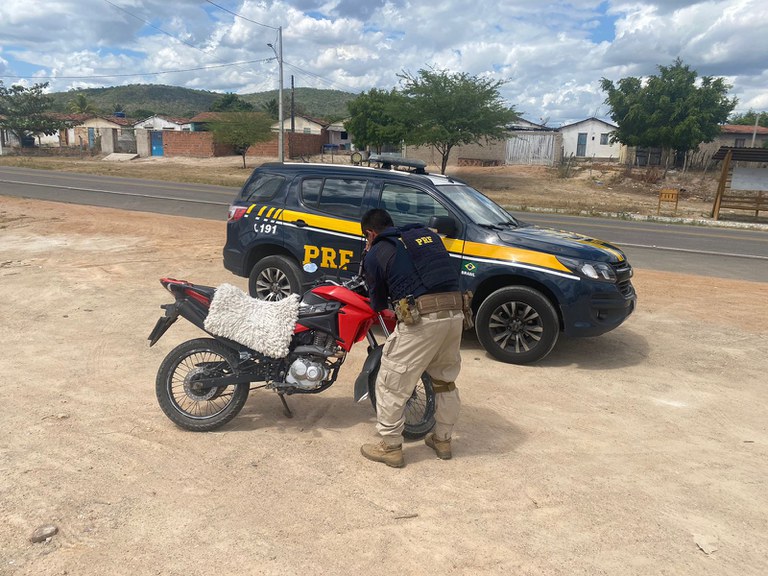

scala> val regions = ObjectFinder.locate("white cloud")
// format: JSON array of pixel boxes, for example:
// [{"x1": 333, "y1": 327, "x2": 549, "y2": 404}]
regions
[{"x1": 0, "y1": 0, "x2": 765, "y2": 122}]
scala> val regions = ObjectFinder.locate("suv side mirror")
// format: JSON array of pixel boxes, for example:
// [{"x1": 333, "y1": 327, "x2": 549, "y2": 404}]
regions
[{"x1": 428, "y1": 215, "x2": 458, "y2": 238}]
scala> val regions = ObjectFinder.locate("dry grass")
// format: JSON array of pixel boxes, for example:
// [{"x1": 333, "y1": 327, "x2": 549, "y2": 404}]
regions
[{"x1": 0, "y1": 153, "x2": 728, "y2": 220}]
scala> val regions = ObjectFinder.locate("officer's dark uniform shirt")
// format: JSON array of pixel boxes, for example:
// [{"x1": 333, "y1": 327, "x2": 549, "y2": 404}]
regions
[{"x1": 363, "y1": 225, "x2": 459, "y2": 312}]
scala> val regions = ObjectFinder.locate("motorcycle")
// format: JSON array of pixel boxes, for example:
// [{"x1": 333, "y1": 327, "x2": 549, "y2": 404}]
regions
[{"x1": 148, "y1": 274, "x2": 436, "y2": 438}]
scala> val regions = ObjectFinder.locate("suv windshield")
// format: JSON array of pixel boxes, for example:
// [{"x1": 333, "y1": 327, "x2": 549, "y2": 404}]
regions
[{"x1": 437, "y1": 184, "x2": 518, "y2": 227}]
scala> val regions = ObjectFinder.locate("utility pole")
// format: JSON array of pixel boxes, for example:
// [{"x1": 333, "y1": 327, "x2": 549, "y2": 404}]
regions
[
  {"x1": 751, "y1": 114, "x2": 759, "y2": 147},
  {"x1": 268, "y1": 26, "x2": 284, "y2": 162},
  {"x1": 291, "y1": 75, "x2": 295, "y2": 133}
]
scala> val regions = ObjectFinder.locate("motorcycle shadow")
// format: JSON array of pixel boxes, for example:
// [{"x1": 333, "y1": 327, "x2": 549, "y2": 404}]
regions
[
  {"x1": 224, "y1": 389, "x2": 527, "y2": 459},
  {"x1": 227, "y1": 391, "x2": 381, "y2": 434}
]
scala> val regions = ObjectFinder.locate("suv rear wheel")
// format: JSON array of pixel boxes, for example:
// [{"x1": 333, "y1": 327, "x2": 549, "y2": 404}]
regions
[
  {"x1": 475, "y1": 286, "x2": 559, "y2": 364},
  {"x1": 248, "y1": 255, "x2": 302, "y2": 301}
]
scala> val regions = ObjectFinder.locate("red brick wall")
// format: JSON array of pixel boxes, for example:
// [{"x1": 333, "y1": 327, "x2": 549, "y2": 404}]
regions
[
  {"x1": 163, "y1": 131, "x2": 233, "y2": 157},
  {"x1": 245, "y1": 132, "x2": 325, "y2": 159},
  {"x1": 287, "y1": 132, "x2": 326, "y2": 158},
  {"x1": 245, "y1": 136, "x2": 281, "y2": 157},
  {"x1": 162, "y1": 130, "x2": 326, "y2": 159}
]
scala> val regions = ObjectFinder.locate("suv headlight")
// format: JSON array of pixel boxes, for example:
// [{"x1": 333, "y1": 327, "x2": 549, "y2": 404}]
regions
[{"x1": 557, "y1": 256, "x2": 617, "y2": 282}]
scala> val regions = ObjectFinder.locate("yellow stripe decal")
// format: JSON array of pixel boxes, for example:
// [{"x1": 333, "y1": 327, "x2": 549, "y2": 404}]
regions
[
  {"x1": 461, "y1": 239, "x2": 571, "y2": 272},
  {"x1": 281, "y1": 209, "x2": 363, "y2": 236},
  {"x1": 265, "y1": 207, "x2": 276, "y2": 219},
  {"x1": 572, "y1": 238, "x2": 625, "y2": 261},
  {"x1": 246, "y1": 204, "x2": 257, "y2": 214},
  {"x1": 257, "y1": 206, "x2": 268, "y2": 217},
  {"x1": 277, "y1": 209, "x2": 574, "y2": 274}
]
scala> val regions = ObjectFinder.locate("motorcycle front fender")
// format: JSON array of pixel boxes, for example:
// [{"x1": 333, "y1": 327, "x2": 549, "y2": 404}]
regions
[{"x1": 354, "y1": 344, "x2": 383, "y2": 403}]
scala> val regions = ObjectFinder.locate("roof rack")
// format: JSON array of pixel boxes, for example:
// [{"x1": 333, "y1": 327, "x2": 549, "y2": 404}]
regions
[{"x1": 367, "y1": 154, "x2": 428, "y2": 174}]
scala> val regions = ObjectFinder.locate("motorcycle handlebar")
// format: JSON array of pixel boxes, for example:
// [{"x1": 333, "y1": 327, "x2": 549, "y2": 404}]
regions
[{"x1": 312, "y1": 274, "x2": 367, "y2": 292}]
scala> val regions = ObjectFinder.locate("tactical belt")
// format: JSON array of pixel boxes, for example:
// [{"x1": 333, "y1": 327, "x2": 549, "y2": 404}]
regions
[{"x1": 416, "y1": 291, "x2": 463, "y2": 314}]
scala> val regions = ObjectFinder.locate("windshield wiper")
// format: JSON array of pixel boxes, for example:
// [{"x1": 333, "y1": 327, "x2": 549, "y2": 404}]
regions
[{"x1": 478, "y1": 223, "x2": 504, "y2": 231}]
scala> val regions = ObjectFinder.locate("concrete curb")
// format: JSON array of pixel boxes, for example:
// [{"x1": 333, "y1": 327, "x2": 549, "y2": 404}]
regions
[{"x1": 507, "y1": 205, "x2": 768, "y2": 231}]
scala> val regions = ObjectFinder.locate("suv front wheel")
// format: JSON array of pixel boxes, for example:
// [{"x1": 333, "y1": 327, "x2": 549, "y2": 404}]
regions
[
  {"x1": 475, "y1": 286, "x2": 559, "y2": 364},
  {"x1": 248, "y1": 255, "x2": 302, "y2": 301}
]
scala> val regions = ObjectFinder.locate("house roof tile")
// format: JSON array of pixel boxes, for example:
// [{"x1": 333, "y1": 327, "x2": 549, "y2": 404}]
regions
[{"x1": 719, "y1": 124, "x2": 768, "y2": 135}]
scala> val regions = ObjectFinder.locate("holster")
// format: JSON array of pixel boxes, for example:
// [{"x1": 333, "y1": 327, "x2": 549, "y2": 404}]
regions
[
  {"x1": 462, "y1": 290, "x2": 474, "y2": 330},
  {"x1": 394, "y1": 295, "x2": 420, "y2": 325}
]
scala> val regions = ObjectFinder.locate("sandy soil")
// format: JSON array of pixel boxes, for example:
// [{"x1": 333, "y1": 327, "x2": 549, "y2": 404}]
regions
[{"x1": 1, "y1": 196, "x2": 767, "y2": 575}]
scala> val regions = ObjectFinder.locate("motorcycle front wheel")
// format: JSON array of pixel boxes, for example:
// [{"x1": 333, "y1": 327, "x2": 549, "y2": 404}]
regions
[
  {"x1": 155, "y1": 338, "x2": 250, "y2": 432},
  {"x1": 368, "y1": 371, "x2": 436, "y2": 440}
]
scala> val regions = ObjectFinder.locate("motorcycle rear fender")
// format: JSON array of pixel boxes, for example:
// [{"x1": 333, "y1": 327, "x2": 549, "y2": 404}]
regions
[
  {"x1": 148, "y1": 298, "x2": 226, "y2": 347},
  {"x1": 354, "y1": 344, "x2": 382, "y2": 402}
]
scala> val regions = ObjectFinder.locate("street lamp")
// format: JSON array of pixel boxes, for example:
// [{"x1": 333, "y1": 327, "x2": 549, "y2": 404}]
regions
[{"x1": 267, "y1": 26, "x2": 284, "y2": 163}]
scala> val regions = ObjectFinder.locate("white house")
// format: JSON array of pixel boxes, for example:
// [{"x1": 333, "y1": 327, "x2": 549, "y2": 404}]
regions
[
  {"x1": 326, "y1": 120, "x2": 352, "y2": 150},
  {"x1": 559, "y1": 117, "x2": 620, "y2": 160},
  {"x1": 133, "y1": 115, "x2": 192, "y2": 131},
  {"x1": 273, "y1": 114, "x2": 328, "y2": 135}
]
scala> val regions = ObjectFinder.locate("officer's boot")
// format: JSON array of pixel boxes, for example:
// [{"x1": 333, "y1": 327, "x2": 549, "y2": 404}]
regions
[
  {"x1": 425, "y1": 433, "x2": 452, "y2": 459},
  {"x1": 360, "y1": 440, "x2": 404, "y2": 468}
]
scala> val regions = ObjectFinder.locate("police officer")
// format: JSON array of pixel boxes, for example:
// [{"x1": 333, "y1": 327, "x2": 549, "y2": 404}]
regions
[{"x1": 359, "y1": 208, "x2": 463, "y2": 468}]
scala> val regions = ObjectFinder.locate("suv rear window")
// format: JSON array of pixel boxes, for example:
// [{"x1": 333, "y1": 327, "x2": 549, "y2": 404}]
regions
[
  {"x1": 300, "y1": 177, "x2": 368, "y2": 219},
  {"x1": 241, "y1": 173, "x2": 286, "y2": 202},
  {"x1": 379, "y1": 183, "x2": 451, "y2": 227}
]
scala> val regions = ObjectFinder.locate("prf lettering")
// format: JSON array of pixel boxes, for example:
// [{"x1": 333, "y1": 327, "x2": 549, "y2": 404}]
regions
[
  {"x1": 303, "y1": 245, "x2": 354, "y2": 269},
  {"x1": 414, "y1": 235, "x2": 433, "y2": 246}
]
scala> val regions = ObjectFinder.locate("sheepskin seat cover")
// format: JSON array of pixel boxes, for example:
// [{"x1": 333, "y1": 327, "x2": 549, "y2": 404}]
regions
[{"x1": 203, "y1": 283, "x2": 300, "y2": 358}]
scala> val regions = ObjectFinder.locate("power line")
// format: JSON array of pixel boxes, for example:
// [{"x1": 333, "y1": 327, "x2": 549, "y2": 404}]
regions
[
  {"x1": 204, "y1": 0, "x2": 278, "y2": 30},
  {"x1": 103, "y1": 0, "x2": 209, "y2": 54},
  {"x1": 0, "y1": 58, "x2": 275, "y2": 80},
  {"x1": 283, "y1": 60, "x2": 360, "y2": 93}
]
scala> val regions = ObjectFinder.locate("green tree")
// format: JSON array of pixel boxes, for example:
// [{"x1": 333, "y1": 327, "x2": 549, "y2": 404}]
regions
[
  {"x1": 344, "y1": 88, "x2": 409, "y2": 154},
  {"x1": 398, "y1": 68, "x2": 518, "y2": 174},
  {"x1": 0, "y1": 81, "x2": 66, "y2": 146},
  {"x1": 210, "y1": 93, "x2": 254, "y2": 112},
  {"x1": 601, "y1": 58, "x2": 736, "y2": 169},
  {"x1": 67, "y1": 93, "x2": 98, "y2": 114},
  {"x1": 729, "y1": 109, "x2": 768, "y2": 128},
  {"x1": 262, "y1": 98, "x2": 279, "y2": 119},
  {"x1": 209, "y1": 111, "x2": 274, "y2": 168}
]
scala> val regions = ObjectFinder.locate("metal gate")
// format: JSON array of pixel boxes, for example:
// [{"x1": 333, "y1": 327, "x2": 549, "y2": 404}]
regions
[
  {"x1": 505, "y1": 133, "x2": 557, "y2": 165},
  {"x1": 150, "y1": 131, "x2": 164, "y2": 156}
]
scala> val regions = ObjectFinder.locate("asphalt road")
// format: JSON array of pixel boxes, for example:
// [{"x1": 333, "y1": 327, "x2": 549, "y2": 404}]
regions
[{"x1": 2, "y1": 165, "x2": 767, "y2": 282}]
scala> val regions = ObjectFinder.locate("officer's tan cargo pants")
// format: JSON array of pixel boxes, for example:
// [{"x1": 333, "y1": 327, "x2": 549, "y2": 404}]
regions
[{"x1": 375, "y1": 310, "x2": 463, "y2": 446}]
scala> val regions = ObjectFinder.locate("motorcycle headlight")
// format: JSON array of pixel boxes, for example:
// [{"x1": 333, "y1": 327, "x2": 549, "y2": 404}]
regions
[{"x1": 557, "y1": 257, "x2": 617, "y2": 282}]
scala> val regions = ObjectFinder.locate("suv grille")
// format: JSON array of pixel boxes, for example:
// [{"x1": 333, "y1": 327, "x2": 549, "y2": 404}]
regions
[{"x1": 612, "y1": 262, "x2": 634, "y2": 297}]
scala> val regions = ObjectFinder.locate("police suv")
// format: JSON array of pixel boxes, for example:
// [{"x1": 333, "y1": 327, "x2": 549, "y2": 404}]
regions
[{"x1": 223, "y1": 156, "x2": 636, "y2": 364}]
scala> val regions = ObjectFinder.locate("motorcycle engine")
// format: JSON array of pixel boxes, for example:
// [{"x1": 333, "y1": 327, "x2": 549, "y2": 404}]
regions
[{"x1": 285, "y1": 357, "x2": 329, "y2": 390}]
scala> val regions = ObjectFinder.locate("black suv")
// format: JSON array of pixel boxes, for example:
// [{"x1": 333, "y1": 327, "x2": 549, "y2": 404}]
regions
[{"x1": 223, "y1": 156, "x2": 636, "y2": 364}]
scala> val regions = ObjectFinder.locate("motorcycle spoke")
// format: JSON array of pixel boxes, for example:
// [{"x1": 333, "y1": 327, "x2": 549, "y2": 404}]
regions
[{"x1": 167, "y1": 350, "x2": 237, "y2": 419}]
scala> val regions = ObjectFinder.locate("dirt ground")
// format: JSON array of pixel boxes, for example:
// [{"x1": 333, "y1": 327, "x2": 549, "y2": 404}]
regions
[{"x1": 1, "y1": 194, "x2": 767, "y2": 576}]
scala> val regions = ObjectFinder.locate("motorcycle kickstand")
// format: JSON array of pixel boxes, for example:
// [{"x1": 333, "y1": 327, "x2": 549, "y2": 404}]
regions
[{"x1": 278, "y1": 393, "x2": 293, "y2": 418}]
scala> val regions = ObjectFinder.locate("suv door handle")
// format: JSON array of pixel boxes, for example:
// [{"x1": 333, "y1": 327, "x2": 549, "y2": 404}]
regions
[{"x1": 293, "y1": 219, "x2": 307, "y2": 227}]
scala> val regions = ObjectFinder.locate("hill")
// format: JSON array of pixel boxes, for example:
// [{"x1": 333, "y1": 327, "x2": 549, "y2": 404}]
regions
[{"x1": 49, "y1": 84, "x2": 357, "y2": 121}]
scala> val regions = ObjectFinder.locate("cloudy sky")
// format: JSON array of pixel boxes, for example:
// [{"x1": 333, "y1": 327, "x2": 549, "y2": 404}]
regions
[{"x1": 1, "y1": 0, "x2": 766, "y2": 125}]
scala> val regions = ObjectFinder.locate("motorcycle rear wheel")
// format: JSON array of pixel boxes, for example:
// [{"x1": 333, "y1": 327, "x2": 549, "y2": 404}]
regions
[
  {"x1": 368, "y1": 371, "x2": 436, "y2": 440},
  {"x1": 155, "y1": 338, "x2": 249, "y2": 432}
]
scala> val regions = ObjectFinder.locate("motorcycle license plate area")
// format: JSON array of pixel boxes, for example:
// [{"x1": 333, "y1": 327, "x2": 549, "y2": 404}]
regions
[{"x1": 148, "y1": 314, "x2": 177, "y2": 346}]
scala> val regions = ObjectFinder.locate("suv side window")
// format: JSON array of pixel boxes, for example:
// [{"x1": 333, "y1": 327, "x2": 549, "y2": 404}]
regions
[
  {"x1": 379, "y1": 183, "x2": 451, "y2": 227},
  {"x1": 301, "y1": 177, "x2": 368, "y2": 219},
  {"x1": 241, "y1": 173, "x2": 286, "y2": 202}
]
